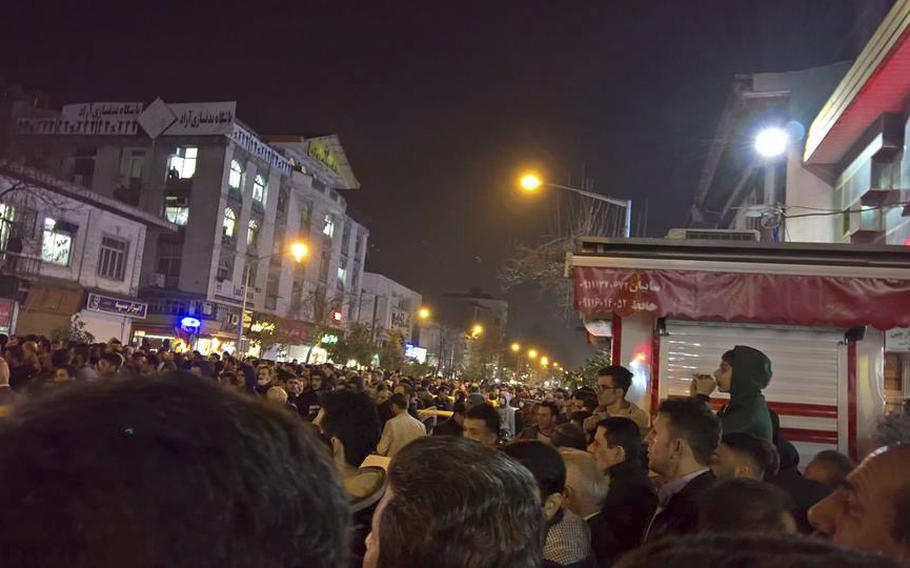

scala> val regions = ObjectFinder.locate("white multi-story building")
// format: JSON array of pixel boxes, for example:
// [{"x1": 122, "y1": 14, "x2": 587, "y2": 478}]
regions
[
  {"x1": 356, "y1": 272, "x2": 422, "y2": 344},
  {"x1": 11, "y1": 100, "x2": 368, "y2": 354},
  {"x1": 0, "y1": 163, "x2": 174, "y2": 341}
]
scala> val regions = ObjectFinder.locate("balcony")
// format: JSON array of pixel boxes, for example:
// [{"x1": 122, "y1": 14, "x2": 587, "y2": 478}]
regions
[{"x1": 0, "y1": 252, "x2": 42, "y2": 277}]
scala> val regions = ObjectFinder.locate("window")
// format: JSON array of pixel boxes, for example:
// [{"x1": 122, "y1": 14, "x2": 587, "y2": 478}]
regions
[
  {"x1": 164, "y1": 195, "x2": 189, "y2": 226},
  {"x1": 0, "y1": 203, "x2": 15, "y2": 251},
  {"x1": 341, "y1": 220, "x2": 352, "y2": 251},
  {"x1": 41, "y1": 218, "x2": 74, "y2": 266},
  {"x1": 156, "y1": 240, "x2": 182, "y2": 288},
  {"x1": 253, "y1": 174, "x2": 267, "y2": 203},
  {"x1": 167, "y1": 146, "x2": 198, "y2": 179},
  {"x1": 337, "y1": 266, "x2": 347, "y2": 285},
  {"x1": 119, "y1": 149, "x2": 145, "y2": 185},
  {"x1": 217, "y1": 254, "x2": 234, "y2": 281},
  {"x1": 277, "y1": 186, "x2": 289, "y2": 213},
  {"x1": 300, "y1": 200, "x2": 313, "y2": 233},
  {"x1": 97, "y1": 237, "x2": 128, "y2": 281},
  {"x1": 223, "y1": 208, "x2": 237, "y2": 238},
  {"x1": 323, "y1": 214, "x2": 335, "y2": 238},
  {"x1": 229, "y1": 159, "x2": 243, "y2": 189},
  {"x1": 247, "y1": 219, "x2": 260, "y2": 247}
]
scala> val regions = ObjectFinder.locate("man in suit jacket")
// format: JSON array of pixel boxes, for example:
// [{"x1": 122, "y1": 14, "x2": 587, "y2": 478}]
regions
[
  {"x1": 589, "y1": 417, "x2": 658, "y2": 555},
  {"x1": 644, "y1": 398, "x2": 720, "y2": 542}
]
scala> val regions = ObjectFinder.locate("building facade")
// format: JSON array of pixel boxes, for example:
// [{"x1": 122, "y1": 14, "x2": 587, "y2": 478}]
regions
[
  {"x1": 686, "y1": 0, "x2": 910, "y2": 413},
  {"x1": 11, "y1": 100, "x2": 368, "y2": 355},
  {"x1": 0, "y1": 163, "x2": 174, "y2": 341},
  {"x1": 356, "y1": 272, "x2": 422, "y2": 344}
]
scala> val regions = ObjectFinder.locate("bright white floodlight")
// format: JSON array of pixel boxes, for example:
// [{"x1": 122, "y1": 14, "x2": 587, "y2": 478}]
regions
[{"x1": 755, "y1": 127, "x2": 789, "y2": 158}]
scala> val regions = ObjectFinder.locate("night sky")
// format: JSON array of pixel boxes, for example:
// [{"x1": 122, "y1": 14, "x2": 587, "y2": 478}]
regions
[{"x1": 1, "y1": 1, "x2": 882, "y2": 365}]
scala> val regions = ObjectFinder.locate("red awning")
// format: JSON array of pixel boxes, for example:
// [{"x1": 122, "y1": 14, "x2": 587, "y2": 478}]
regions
[{"x1": 574, "y1": 266, "x2": 910, "y2": 330}]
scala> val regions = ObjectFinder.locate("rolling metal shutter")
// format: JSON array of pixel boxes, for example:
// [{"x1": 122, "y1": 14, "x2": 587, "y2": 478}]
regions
[{"x1": 659, "y1": 320, "x2": 847, "y2": 464}]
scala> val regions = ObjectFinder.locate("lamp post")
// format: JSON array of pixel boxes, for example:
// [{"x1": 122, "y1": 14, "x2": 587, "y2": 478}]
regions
[
  {"x1": 511, "y1": 342, "x2": 521, "y2": 381},
  {"x1": 518, "y1": 173, "x2": 633, "y2": 238},
  {"x1": 237, "y1": 241, "x2": 309, "y2": 357}
]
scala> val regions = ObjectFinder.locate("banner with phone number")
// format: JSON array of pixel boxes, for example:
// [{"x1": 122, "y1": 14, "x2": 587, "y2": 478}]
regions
[{"x1": 573, "y1": 266, "x2": 910, "y2": 330}]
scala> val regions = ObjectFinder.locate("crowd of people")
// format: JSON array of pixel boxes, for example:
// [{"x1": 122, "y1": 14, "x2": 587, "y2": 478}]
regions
[{"x1": 0, "y1": 333, "x2": 908, "y2": 567}]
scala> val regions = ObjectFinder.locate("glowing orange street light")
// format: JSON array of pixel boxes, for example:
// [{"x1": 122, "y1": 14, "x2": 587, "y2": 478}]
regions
[{"x1": 519, "y1": 172, "x2": 543, "y2": 192}]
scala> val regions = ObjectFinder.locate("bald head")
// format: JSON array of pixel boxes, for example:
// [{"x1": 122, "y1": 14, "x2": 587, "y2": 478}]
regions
[{"x1": 809, "y1": 445, "x2": 910, "y2": 559}]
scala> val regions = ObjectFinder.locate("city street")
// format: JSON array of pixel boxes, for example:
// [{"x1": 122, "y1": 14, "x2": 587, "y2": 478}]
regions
[{"x1": 1, "y1": 2, "x2": 910, "y2": 567}]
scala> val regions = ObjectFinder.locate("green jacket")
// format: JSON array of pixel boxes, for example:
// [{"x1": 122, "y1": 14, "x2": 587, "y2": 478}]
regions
[{"x1": 718, "y1": 345, "x2": 773, "y2": 442}]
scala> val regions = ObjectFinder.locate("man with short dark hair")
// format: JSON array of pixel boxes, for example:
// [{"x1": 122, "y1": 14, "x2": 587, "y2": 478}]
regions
[
  {"x1": 96, "y1": 352, "x2": 123, "y2": 379},
  {"x1": 377, "y1": 392, "x2": 426, "y2": 458},
  {"x1": 518, "y1": 400, "x2": 560, "y2": 443},
  {"x1": 711, "y1": 431, "x2": 778, "y2": 480},
  {"x1": 463, "y1": 402, "x2": 501, "y2": 447},
  {"x1": 433, "y1": 400, "x2": 466, "y2": 436},
  {"x1": 0, "y1": 374, "x2": 350, "y2": 568},
  {"x1": 698, "y1": 478, "x2": 796, "y2": 534},
  {"x1": 809, "y1": 445, "x2": 910, "y2": 560},
  {"x1": 584, "y1": 366, "x2": 650, "y2": 436},
  {"x1": 503, "y1": 440, "x2": 594, "y2": 568},
  {"x1": 363, "y1": 436, "x2": 543, "y2": 568},
  {"x1": 614, "y1": 533, "x2": 907, "y2": 568},
  {"x1": 589, "y1": 416, "x2": 657, "y2": 554},
  {"x1": 804, "y1": 449, "x2": 855, "y2": 490},
  {"x1": 644, "y1": 397, "x2": 720, "y2": 542}
]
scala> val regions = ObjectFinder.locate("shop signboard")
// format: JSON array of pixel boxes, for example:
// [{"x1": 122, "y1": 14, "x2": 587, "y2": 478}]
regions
[{"x1": 86, "y1": 293, "x2": 148, "y2": 319}]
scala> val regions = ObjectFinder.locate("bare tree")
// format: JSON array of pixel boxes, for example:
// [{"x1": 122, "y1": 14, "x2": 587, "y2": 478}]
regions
[{"x1": 500, "y1": 176, "x2": 627, "y2": 320}]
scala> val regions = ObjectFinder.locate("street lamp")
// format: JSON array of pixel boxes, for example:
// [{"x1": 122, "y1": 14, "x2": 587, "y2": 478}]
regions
[
  {"x1": 470, "y1": 324, "x2": 484, "y2": 339},
  {"x1": 418, "y1": 307, "x2": 431, "y2": 320},
  {"x1": 540, "y1": 356, "x2": 549, "y2": 367},
  {"x1": 755, "y1": 127, "x2": 789, "y2": 158},
  {"x1": 237, "y1": 240, "x2": 309, "y2": 357},
  {"x1": 517, "y1": 171, "x2": 633, "y2": 238},
  {"x1": 528, "y1": 349, "x2": 538, "y2": 360},
  {"x1": 511, "y1": 342, "x2": 521, "y2": 352}
]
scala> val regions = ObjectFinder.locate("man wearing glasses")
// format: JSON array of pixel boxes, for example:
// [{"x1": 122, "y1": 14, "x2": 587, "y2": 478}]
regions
[{"x1": 584, "y1": 366, "x2": 650, "y2": 436}]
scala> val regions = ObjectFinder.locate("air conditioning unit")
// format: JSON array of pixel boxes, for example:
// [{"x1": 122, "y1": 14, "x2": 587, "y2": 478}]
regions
[
  {"x1": 150, "y1": 273, "x2": 166, "y2": 288},
  {"x1": 666, "y1": 228, "x2": 760, "y2": 242}
]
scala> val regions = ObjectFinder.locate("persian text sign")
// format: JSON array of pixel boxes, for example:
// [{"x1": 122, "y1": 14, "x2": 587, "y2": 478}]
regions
[
  {"x1": 86, "y1": 293, "x2": 148, "y2": 319},
  {"x1": 229, "y1": 123, "x2": 292, "y2": 175},
  {"x1": 164, "y1": 102, "x2": 236, "y2": 135},
  {"x1": 573, "y1": 266, "x2": 910, "y2": 330}
]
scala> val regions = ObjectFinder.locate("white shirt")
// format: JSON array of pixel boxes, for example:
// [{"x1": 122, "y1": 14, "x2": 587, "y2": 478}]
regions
[{"x1": 377, "y1": 412, "x2": 427, "y2": 458}]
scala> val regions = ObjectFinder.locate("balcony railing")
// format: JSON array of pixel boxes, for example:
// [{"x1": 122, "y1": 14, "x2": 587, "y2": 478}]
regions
[{"x1": 0, "y1": 252, "x2": 43, "y2": 276}]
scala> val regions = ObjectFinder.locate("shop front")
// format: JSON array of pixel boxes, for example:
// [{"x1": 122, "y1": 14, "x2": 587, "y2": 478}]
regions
[
  {"x1": 131, "y1": 313, "x2": 237, "y2": 356},
  {"x1": 78, "y1": 292, "x2": 149, "y2": 344},
  {"x1": 569, "y1": 238, "x2": 910, "y2": 461},
  {"x1": 14, "y1": 283, "x2": 83, "y2": 337}
]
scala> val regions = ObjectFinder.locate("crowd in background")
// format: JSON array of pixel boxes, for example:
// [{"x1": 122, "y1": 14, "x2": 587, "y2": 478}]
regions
[{"x1": 0, "y1": 333, "x2": 908, "y2": 567}]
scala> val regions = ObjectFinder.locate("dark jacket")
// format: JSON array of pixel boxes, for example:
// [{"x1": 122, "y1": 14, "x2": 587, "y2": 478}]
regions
[
  {"x1": 646, "y1": 470, "x2": 715, "y2": 543},
  {"x1": 587, "y1": 511, "x2": 620, "y2": 568},
  {"x1": 600, "y1": 460, "x2": 658, "y2": 553},
  {"x1": 767, "y1": 437, "x2": 831, "y2": 533},
  {"x1": 704, "y1": 346, "x2": 774, "y2": 442}
]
